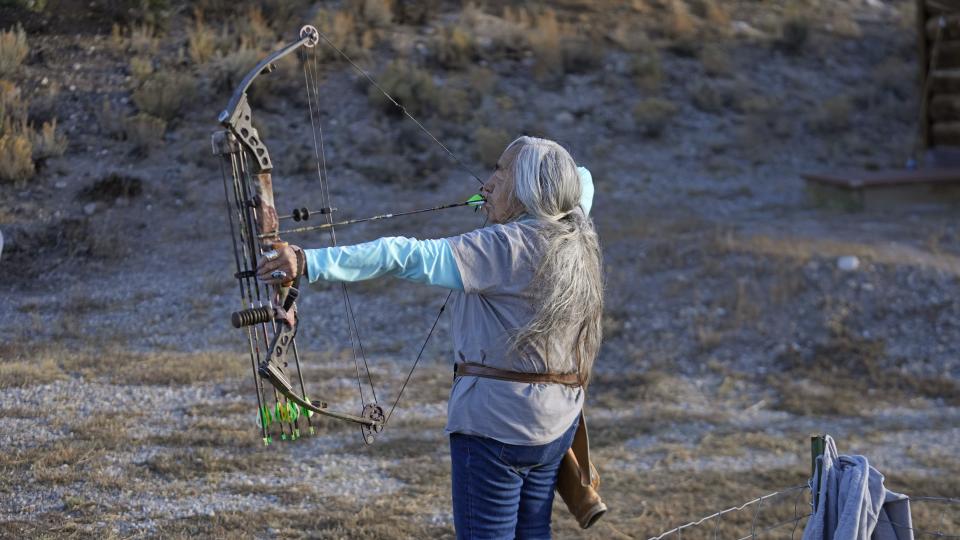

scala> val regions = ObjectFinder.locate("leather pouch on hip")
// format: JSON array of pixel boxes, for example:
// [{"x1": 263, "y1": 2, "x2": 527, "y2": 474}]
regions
[{"x1": 556, "y1": 411, "x2": 607, "y2": 529}]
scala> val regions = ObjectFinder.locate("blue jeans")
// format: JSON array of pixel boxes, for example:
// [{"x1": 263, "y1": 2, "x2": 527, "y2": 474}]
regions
[{"x1": 449, "y1": 420, "x2": 578, "y2": 539}]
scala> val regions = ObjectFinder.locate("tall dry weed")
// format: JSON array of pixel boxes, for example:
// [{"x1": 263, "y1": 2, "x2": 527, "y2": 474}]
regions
[
  {"x1": 0, "y1": 25, "x2": 28, "y2": 77},
  {"x1": 313, "y1": 8, "x2": 371, "y2": 62},
  {"x1": 530, "y1": 9, "x2": 563, "y2": 78},
  {"x1": 433, "y1": 25, "x2": 475, "y2": 70},
  {"x1": 187, "y1": 9, "x2": 216, "y2": 65},
  {"x1": 31, "y1": 119, "x2": 67, "y2": 160},
  {"x1": 668, "y1": 0, "x2": 697, "y2": 40},
  {"x1": 0, "y1": 133, "x2": 34, "y2": 183}
]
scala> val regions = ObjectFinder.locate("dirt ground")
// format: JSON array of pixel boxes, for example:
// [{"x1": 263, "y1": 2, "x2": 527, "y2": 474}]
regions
[{"x1": 0, "y1": 0, "x2": 958, "y2": 538}]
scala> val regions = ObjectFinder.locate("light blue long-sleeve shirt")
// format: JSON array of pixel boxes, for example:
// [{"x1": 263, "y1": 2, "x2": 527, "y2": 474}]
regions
[{"x1": 304, "y1": 166, "x2": 594, "y2": 286}]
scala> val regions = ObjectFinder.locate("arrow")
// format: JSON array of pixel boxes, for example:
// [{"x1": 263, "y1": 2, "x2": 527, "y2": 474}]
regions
[{"x1": 261, "y1": 195, "x2": 485, "y2": 238}]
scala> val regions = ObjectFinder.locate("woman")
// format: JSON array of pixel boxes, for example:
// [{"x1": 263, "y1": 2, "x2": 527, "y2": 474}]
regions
[{"x1": 259, "y1": 136, "x2": 603, "y2": 538}]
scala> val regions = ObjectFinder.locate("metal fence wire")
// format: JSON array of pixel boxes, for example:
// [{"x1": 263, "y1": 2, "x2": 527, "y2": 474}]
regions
[{"x1": 646, "y1": 491, "x2": 960, "y2": 540}]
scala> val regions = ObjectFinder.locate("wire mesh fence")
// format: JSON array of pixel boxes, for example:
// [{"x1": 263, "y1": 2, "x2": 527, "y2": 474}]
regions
[{"x1": 646, "y1": 490, "x2": 960, "y2": 539}]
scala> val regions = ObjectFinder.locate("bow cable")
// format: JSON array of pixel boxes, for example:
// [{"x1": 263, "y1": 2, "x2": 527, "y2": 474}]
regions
[{"x1": 302, "y1": 47, "x2": 380, "y2": 412}]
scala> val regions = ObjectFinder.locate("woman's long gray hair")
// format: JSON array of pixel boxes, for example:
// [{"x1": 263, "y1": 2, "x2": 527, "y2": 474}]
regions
[{"x1": 508, "y1": 136, "x2": 604, "y2": 385}]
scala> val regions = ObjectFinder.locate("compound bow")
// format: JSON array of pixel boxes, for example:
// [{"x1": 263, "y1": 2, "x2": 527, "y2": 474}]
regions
[{"x1": 212, "y1": 25, "x2": 483, "y2": 445}]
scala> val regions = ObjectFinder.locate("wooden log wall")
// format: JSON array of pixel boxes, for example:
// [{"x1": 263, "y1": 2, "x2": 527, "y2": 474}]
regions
[{"x1": 919, "y1": 0, "x2": 960, "y2": 147}]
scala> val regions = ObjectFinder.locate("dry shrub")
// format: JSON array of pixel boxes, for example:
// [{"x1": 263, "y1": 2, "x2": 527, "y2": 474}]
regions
[
  {"x1": 562, "y1": 38, "x2": 604, "y2": 74},
  {"x1": 208, "y1": 46, "x2": 260, "y2": 93},
  {"x1": 349, "y1": 0, "x2": 393, "y2": 29},
  {"x1": 367, "y1": 60, "x2": 438, "y2": 117},
  {"x1": 633, "y1": 97, "x2": 678, "y2": 137},
  {"x1": 0, "y1": 79, "x2": 27, "y2": 129},
  {"x1": 438, "y1": 87, "x2": 473, "y2": 121},
  {"x1": 703, "y1": 0, "x2": 730, "y2": 29},
  {"x1": 668, "y1": 0, "x2": 697, "y2": 40},
  {"x1": 473, "y1": 126, "x2": 511, "y2": 167},
  {"x1": 31, "y1": 119, "x2": 66, "y2": 160},
  {"x1": 691, "y1": 81, "x2": 726, "y2": 113},
  {"x1": 432, "y1": 25, "x2": 475, "y2": 70},
  {"x1": 467, "y1": 66, "x2": 498, "y2": 95},
  {"x1": 132, "y1": 70, "x2": 197, "y2": 122},
  {"x1": 700, "y1": 46, "x2": 731, "y2": 77},
  {"x1": 187, "y1": 9, "x2": 216, "y2": 65},
  {"x1": 608, "y1": 20, "x2": 652, "y2": 52},
  {"x1": 393, "y1": 0, "x2": 439, "y2": 25},
  {"x1": 872, "y1": 57, "x2": 913, "y2": 100},
  {"x1": 0, "y1": 133, "x2": 34, "y2": 182},
  {"x1": 0, "y1": 25, "x2": 28, "y2": 77},
  {"x1": 129, "y1": 55, "x2": 153, "y2": 82},
  {"x1": 461, "y1": 4, "x2": 529, "y2": 60},
  {"x1": 809, "y1": 95, "x2": 852, "y2": 133},
  {"x1": 530, "y1": 8, "x2": 563, "y2": 78},
  {"x1": 776, "y1": 17, "x2": 810, "y2": 55},
  {"x1": 313, "y1": 8, "x2": 373, "y2": 62},
  {"x1": 110, "y1": 24, "x2": 160, "y2": 56},
  {"x1": 0, "y1": 80, "x2": 64, "y2": 181},
  {"x1": 631, "y1": 46, "x2": 663, "y2": 92},
  {"x1": 123, "y1": 113, "x2": 167, "y2": 153},
  {"x1": 232, "y1": 6, "x2": 277, "y2": 50},
  {"x1": 98, "y1": 99, "x2": 127, "y2": 139}
]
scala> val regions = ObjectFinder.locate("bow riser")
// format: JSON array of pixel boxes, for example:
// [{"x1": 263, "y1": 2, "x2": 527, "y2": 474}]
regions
[{"x1": 214, "y1": 131, "x2": 315, "y2": 444}]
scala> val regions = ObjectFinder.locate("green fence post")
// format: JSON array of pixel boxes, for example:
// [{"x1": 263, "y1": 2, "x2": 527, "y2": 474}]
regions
[{"x1": 810, "y1": 435, "x2": 826, "y2": 509}]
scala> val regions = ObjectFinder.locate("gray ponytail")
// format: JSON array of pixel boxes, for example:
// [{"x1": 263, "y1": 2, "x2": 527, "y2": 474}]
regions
[{"x1": 508, "y1": 136, "x2": 604, "y2": 385}]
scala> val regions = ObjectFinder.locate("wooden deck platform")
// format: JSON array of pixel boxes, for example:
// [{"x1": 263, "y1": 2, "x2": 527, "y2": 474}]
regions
[{"x1": 801, "y1": 168, "x2": 960, "y2": 210}]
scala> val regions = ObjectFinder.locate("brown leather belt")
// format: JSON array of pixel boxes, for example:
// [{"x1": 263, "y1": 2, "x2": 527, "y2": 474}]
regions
[{"x1": 454, "y1": 362, "x2": 581, "y2": 388}]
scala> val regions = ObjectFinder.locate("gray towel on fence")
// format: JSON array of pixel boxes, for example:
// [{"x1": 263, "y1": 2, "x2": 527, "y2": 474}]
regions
[{"x1": 801, "y1": 436, "x2": 913, "y2": 540}]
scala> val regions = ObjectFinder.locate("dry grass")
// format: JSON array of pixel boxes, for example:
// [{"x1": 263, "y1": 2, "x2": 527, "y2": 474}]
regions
[
  {"x1": 313, "y1": 7, "x2": 375, "y2": 63},
  {"x1": 0, "y1": 343, "x2": 249, "y2": 387},
  {"x1": 776, "y1": 16, "x2": 810, "y2": 55},
  {"x1": 31, "y1": 119, "x2": 67, "y2": 160},
  {"x1": 631, "y1": 45, "x2": 663, "y2": 92},
  {"x1": 208, "y1": 46, "x2": 260, "y2": 93},
  {"x1": 0, "y1": 24, "x2": 28, "y2": 77},
  {"x1": 667, "y1": 0, "x2": 697, "y2": 40},
  {"x1": 530, "y1": 8, "x2": 564, "y2": 78},
  {"x1": 432, "y1": 25, "x2": 475, "y2": 70},
  {"x1": 700, "y1": 46, "x2": 732, "y2": 78},
  {"x1": 633, "y1": 97, "x2": 678, "y2": 137},
  {"x1": 472, "y1": 126, "x2": 511, "y2": 168},
  {"x1": 187, "y1": 9, "x2": 215, "y2": 65},
  {"x1": 131, "y1": 70, "x2": 198, "y2": 122},
  {"x1": 809, "y1": 95, "x2": 853, "y2": 133},
  {"x1": 0, "y1": 355, "x2": 67, "y2": 387},
  {"x1": 562, "y1": 37, "x2": 605, "y2": 74},
  {"x1": 768, "y1": 331, "x2": 959, "y2": 416},
  {"x1": 367, "y1": 60, "x2": 438, "y2": 117},
  {"x1": 0, "y1": 131, "x2": 33, "y2": 182},
  {"x1": 349, "y1": 0, "x2": 394, "y2": 30},
  {"x1": 721, "y1": 234, "x2": 960, "y2": 277},
  {"x1": 0, "y1": 79, "x2": 62, "y2": 182},
  {"x1": 122, "y1": 113, "x2": 167, "y2": 153}
]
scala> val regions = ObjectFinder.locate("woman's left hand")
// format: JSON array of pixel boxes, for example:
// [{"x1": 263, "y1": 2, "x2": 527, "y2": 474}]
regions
[{"x1": 257, "y1": 243, "x2": 302, "y2": 284}]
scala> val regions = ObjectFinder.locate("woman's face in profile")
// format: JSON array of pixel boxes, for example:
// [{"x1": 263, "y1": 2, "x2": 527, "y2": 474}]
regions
[{"x1": 482, "y1": 146, "x2": 522, "y2": 224}]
